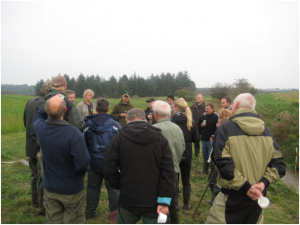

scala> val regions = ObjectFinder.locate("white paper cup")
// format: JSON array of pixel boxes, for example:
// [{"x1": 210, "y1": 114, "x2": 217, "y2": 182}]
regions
[
  {"x1": 157, "y1": 212, "x2": 167, "y2": 223},
  {"x1": 258, "y1": 197, "x2": 270, "y2": 209}
]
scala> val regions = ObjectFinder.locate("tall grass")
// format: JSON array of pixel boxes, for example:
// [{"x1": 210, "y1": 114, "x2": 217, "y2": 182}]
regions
[{"x1": 255, "y1": 92, "x2": 299, "y2": 168}]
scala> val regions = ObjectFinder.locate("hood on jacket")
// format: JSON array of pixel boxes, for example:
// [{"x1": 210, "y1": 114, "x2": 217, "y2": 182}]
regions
[
  {"x1": 231, "y1": 108, "x2": 264, "y2": 136},
  {"x1": 119, "y1": 120, "x2": 162, "y2": 144},
  {"x1": 171, "y1": 112, "x2": 187, "y2": 125},
  {"x1": 43, "y1": 88, "x2": 67, "y2": 100},
  {"x1": 84, "y1": 114, "x2": 117, "y2": 135}
]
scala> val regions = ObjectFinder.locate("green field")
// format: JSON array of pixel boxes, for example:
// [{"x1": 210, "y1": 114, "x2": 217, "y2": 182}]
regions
[{"x1": 1, "y1": 93, "x2": 299, "y2": 224}]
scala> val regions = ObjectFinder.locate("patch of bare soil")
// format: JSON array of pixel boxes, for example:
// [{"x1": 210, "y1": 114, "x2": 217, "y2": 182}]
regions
[{"x1": 280, "y1": 169, "x2": 299, "y2": 193}]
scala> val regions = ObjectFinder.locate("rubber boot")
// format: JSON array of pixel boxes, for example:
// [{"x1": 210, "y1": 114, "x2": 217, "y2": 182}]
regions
[
  {"x1": 182, "y1": 186, "x2": 192, "y2": 210},
  {"x1": 195, "y1": 146, "x2": 200, "y2": 157},
  {"x1": 204, "y1": 159, "x2": 209, "y2": 174},
  {"x1": 198, "y1": 158, "x2": 209, "y2": 174},
  {"x1": 31, "y1": 190, "x2": 39, "y2": 208},
  {"x1": 169, "y1": 207, "x2": 179, "y2": 224}
]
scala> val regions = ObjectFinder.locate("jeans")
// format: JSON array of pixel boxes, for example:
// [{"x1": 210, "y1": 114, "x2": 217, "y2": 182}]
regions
[
  {"x1": 179, "y1": 159, "x2": 191, "y2": 187},
  {"x1": 202, "y1": 141, "x2": 212, "y2": 159},
  {"x1": 85, "y1": 170, "x2": 120, "y2": 218}
]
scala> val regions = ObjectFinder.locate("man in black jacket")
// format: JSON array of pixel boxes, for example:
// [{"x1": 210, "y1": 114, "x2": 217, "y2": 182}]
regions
[
  {"x1": 144, "y1": 98, "x2": 157, "y2": 125},
  {"x1": 104, "y1": 108, "x2": 175, "y2": 224},
  {"x1": 23, "y1": 80, "x2": 52, "y2": 215},
  {"x1": 190, "y1": 94, "x2": 205, "y2": 157},
  {"x1": 198, "y1": 103, "x2": 218, "y2": 174}
]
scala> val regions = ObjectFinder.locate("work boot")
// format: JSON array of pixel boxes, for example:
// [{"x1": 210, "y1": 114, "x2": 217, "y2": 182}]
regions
[
  {"x1": 168, "y1": 207, "x2": 179, "y2": 224},
  {"x1": 31, "y1": 191, "x2": 39, "y2": 208},
  {"x1": 195, "y1": 146, "x2": 200, "y2": 157},
  {"x1": 182, "y1": 186, "x2": 192, "y2": 210},
  {"x1": 37, "y1": 191, "x2": 45, "y2": 216},
  {"x1": 198, "y1": 158, "x2": 209, "y2": 174}
]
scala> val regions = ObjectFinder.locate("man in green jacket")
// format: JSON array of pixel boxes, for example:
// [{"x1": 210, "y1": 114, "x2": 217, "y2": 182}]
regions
[
  {"x1": 110, "y1": 91, "x2": 134, "y2": 127},
  {"x1": 153, "y1": 100, "x2": 185, "y2": 224},
  {"x1": 37, "y1": 76, "x2": 83, "y2": 129},
  {"x1": 206, "y1": 93, "x2": 286, "y2": 224}
]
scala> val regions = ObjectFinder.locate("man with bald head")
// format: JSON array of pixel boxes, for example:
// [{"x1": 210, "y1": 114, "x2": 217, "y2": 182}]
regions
[
  {"x1": 206, "y1": 93, "x2": 286, "y2": 224},
  {"x1": 32, "y1": 95, "x2": 90, "y2": 224}
]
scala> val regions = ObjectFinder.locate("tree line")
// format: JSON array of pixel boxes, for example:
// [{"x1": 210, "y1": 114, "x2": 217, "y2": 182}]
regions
[{"x1": 34, "y1": 71, "x2": 196, "y2": 98}]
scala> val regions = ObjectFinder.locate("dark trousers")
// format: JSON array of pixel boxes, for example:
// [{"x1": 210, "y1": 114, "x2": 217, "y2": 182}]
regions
[
  {"x1": 29, "y1": 157, "x2": 38, "y2": 207},
  {"x1": 208, "y1": 162, "x2": 221, "y2": 204},
  {"x1": 170, "y1": 173, "x2": 179, "y2": 207},
  {"x1": 116, "y1": 207, "x2": 157, "y2": 224},
  {"x1": 85, "y1": 170, "x2": 120, "y2": 218},
  {"x1": 179, "y1": 159, "x2": 191, "y2": 187}
]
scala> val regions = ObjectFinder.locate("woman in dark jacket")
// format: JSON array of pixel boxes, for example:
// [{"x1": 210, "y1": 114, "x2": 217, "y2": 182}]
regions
[{"x1": 171, "y1": 98, "x2": 199, "y2": 210}]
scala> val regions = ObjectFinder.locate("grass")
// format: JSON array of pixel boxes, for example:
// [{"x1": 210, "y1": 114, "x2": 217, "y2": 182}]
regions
[
  {"x1": 1, "y1": 131, "x2": 299, "y2": 224},
  {"x1": 1, "y1": 93, "x2": 299, "y2": 223}
]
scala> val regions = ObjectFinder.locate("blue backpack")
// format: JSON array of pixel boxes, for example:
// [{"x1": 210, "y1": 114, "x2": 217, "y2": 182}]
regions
[{"x1": 83, "y1": 118, "x2": 119, "y2": 173}]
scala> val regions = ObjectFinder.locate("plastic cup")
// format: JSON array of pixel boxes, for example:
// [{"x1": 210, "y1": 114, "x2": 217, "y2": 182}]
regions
[
  {"x1": 258, "y1": 196, "x2": 270, "y2": 208},
  {"x1": 157, "y1": 212, "x2": 167, "y2": 223}
]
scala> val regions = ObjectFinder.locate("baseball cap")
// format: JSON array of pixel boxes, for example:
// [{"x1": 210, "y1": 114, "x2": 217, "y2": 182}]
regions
[
  {"x1": 52, "y1": 76, "x2": 67, "y2": 88},
  {"x1": 146, "y1": 98, "x2": 155, "y2": 102},
  {"x1": 123, "y1": 91, "x2": 130, "y2": 97}
]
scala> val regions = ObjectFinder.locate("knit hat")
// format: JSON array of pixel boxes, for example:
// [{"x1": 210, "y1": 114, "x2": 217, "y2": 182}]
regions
[
  {"x1": 167, "y1": 94, "x2": 174, "y2": 101},
  {"x1": 123, "y1": 91, "x2": 130, "y2": 97}
]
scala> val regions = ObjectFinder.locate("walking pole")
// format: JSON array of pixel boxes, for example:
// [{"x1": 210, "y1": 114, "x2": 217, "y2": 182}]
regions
[
  {"x1": 295, "y1": 147, "x2": 298, "y2": 171},
  {"x1": 192, "y1": 167, "x2": 217, "y2": 219}
]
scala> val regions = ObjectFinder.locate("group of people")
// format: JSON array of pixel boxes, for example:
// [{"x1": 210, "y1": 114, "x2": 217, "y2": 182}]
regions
[{"x1": 24, "y1": 75, "x2": 286, "y2": 224}]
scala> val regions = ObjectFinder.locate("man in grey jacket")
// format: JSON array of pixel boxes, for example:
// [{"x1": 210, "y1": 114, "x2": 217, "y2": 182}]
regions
[{"x1": 153, "y1": 100, "x2": 185, "y2": 224}]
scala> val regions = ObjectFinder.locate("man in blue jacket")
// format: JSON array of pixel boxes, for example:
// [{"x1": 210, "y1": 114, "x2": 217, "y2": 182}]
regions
[
  {"x1": 82, "y1": 98, "x2": 121, "y2": 220},
  {"x1": 32, "y1": 95, "x2": 90, "y2": 224}
]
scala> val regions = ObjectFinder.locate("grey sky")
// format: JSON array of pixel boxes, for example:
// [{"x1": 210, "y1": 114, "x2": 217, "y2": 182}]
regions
[{"x1": 1, "y1": 0, "x2": 299, "y2": 89}]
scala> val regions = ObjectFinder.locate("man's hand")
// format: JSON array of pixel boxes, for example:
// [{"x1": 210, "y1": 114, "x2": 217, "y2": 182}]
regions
[
  {"x1": 216, "y1": 123, "x2": 220, "y2": 128},
  {"x1": 148, "y1": 114, "x2": 152, "y2": 119},
  {"x1": 251, "y1": 182, "x2": 265, "y2": 192},
  {"x1": 201, "y1": 122, "x2": 206, "y2": 127},
  {"x1": 157, "y1": 205, "x2": 169, "y2": 215},
  {"x1": 246, "y1": 187, "x2": 262, "y2": 201},
  {"x1": 120, "y1": 113, "x2": 127, "y2": 118}
]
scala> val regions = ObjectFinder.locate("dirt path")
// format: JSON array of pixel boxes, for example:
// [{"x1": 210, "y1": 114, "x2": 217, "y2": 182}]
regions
[{"x1": 281, "y1": 169, "x2": 299, "y2": 193}]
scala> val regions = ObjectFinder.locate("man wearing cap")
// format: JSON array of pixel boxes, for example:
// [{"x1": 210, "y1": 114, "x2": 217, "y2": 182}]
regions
[
  {"x1": 144, "y1": 98, "x2": 157, "y2": 125},
  {"x1": 167, "y1": 94, "x2": 175, "y2": 118},
  {"x1": 37, "y1": 76, "x2": 83, "y2": 129},
  {"x1": 23, "y1": 80, "x2": 51, "y2": 215},
  {"x1": 111, "y1": 91, "x2": 134, "y2": 127}
]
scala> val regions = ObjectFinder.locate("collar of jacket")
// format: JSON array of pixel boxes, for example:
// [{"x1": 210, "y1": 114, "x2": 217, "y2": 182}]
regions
[
  {"x1": 126, "y1": 120, "x2": 147, "y2": 126},
  {"x1": 156, "y1": 118, "x2": 170, "y2": 124},
  {"x1": 119, "y1": 99, "x2": 132, "y2": 106},
  {"x1": 45, "y1": 118, "x2": 71, "y2": 126},
  {"x1": 194, "y1": 102, "x2": 204, "y2": 108},
  {"x1": 232, "y1": 108, "x2": 258, "y2": 117}
]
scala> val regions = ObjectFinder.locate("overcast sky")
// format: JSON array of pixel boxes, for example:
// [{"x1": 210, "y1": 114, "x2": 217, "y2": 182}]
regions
[{"x1": 1, "y1": 0, "x2": 299, "y2": 89}]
